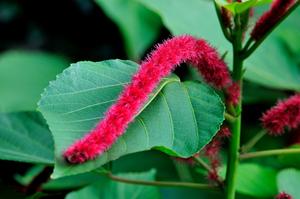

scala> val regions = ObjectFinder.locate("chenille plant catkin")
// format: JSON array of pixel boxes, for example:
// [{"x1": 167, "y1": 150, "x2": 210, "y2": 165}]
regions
[
  {"x1": 251, "y1": 0, "x2": 295, "y2": 40},
  {"x1": 64, "y1": 35, "x2": 233, "y2": 164},
  {"x1": 261, "y1": 94, "x2": 300, "y2": 135}
]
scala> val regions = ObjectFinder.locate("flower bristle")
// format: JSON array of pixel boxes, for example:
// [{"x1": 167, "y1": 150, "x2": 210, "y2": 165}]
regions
[
  {"x1": 261, "y1": 94, "x2": 300, "y2": 135},
  {"x1": 251, "y1": 0, "x2": 295, "y2": 40},
  {"x1": 276, "y1": 192, "x2": 293, "y2": 199}
]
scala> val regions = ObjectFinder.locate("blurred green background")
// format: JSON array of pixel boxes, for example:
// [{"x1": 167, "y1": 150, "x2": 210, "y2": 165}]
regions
[{"x1": 0, "y1": 0, "x2": 300, "y2": 198}]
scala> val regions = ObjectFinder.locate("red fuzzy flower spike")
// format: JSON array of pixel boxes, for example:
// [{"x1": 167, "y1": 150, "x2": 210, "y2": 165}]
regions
[
  {"x1": 225, "y1": 82, "x2": 240, "y2": 106},
  {"x1": 251, "y1": 0, "x2": 295, "y2": 40},
  {"x1": 276, "y1": 192, "x2": 293, "y2": 199},
  {"x1": 261, "y1": 94, "x2": 300, "y2": 135},
  {"x1": 64, "y1": 35, "x2": 232, "y2": 164}
]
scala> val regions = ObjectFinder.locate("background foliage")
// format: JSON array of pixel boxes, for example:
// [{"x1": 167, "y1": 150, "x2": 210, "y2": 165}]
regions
[{"x1": 0, "y1": 0, "x2": 300, "y2": 198}]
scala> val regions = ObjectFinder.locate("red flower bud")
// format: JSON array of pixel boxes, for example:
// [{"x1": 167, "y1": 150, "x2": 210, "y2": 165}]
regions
[
  {"x1": 251, "y1": 0, "x2": 295, "y2": 40},
  {"x1": 276, "y1": 192, "x2": 292, "y2": 199},
  {"x1": 225, "y1": 82, "x2": 240, "y2": 106}
]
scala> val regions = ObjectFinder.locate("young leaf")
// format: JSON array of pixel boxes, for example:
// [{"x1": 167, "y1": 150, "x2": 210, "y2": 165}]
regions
[
  {"x1": 95, "y1": 0, "x2": 161, "y2": 60},
  {"x1": 65, "y1": 170, "x2": 161, "y2": 199},
  {"x1": 218, "y1": 0, "x2": 258, "y2": 15},
  {"x1": 0, "y1": 112, "x2": 54, "y2": 164},
  {"x1": 38, "y1": 60, "x2": 225, "y2": 178},
  {"x1": 277, "y1": 169, "x2": 300, "y2": 199},
  {"x1": 0, "y1": 50, "x2": 68, "y2": 112}
]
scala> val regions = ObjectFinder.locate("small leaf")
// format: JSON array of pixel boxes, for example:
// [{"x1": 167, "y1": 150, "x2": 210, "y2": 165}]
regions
[
  {"x1": 38, "y1": 60, "x2": 225, "y2": 178},
  {"x1": 277, "y1": 169, "x2": 300, "y2": 199},
  {"x1": 65, "y1": 170, "x2": 161, "y2": 199},
  {"x1": 0, "y1": 50, "x2": 68, "y2": 112},
  {"x1": 95, "y1": 0, "x2": 161, "y2": 60},
  {"x1": 0, "y1": 112, "x2": 54, "y2": 164},
  {"x1": 220, "y1": 0, "x2": 258, "y2": 14}
]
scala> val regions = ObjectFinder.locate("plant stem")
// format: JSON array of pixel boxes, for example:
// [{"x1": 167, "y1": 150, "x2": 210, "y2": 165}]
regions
[
  {"x1": 243, "y1": 2, "x2": 300, "y2": 59},
  {"x1": 225, "y1": 112, "x2": 236, "y2": 123},
  {"x1": 173, "y1": 159, "x2": 194, "y2": 182},
  {"x1": 225, "y1": 13, "x2": 244, "y2": 199},
  {"x1": 106, "y1": 172, "x2": 218, "y2": 190},
  {"x1": 240, "y1": 130, "x2": 266, "y2": 153},
  {"x1": 193, "y1": 157, "x2": 212, "y2": 172},
  {"x1": 240, "y1": 148, "x2": 300, "y2": 160}
]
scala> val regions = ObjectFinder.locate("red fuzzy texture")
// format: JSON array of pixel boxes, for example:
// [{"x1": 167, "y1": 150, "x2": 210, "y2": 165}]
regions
[
  {"x1": 225, "y1": 82, "x2": 240, "y2": 106},
  {"x1": 276, "y1": 192, "x2": 293, "y2": 199},
  {"x1": 203, "y1": 126, "x2": 231, "y2": 184},
  {"x1": 63, "y1": 35, "x2": 231, "y2": 164},
  {"x1": 261, "y1": 94, "x2": 300, "y2": 135},
  {"x1": 218, "y1": 126, "x2": 232, "y2": 138},
  {"x1": 251, "y1": 0, "x2": 295, "y2": 40}
]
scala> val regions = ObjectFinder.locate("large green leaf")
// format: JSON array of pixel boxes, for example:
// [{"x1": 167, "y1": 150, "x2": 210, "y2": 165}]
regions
[
  {"x1": 138, "y1": 0, "x2": 300, "y2": 91},
  {"x1": 95, "y1": 0, "x2": 161, "y2": 60},
  {"x1": 66, "y1": 170, "x2": 161, "y2": 199},
  {"x1": 0, "y1": 112, "x2": 54, "y2": 164},
  {"x1": 274, "y1": 8, "x2": 300, "y2": 58},
  {"x1": 138, "y1": 0, "x2": 230, "y2": 52},
  {"x1": 277, "y1": 169, "x2": 300, "y2": 199},
  {"x1": 38, "y1": 60, "x2": 225, "y2": 178},
  {"x1": 0, "y1": 50, "x2": 68, "y2": 112},
  {"x1": 245, "y1": 36, "x2": 300, "y2": 91}
]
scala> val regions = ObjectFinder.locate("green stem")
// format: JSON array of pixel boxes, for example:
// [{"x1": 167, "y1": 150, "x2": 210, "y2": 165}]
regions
[
  {"x1": 225, "y1": 13, "x2": 244, "y2": 199},
  {"x1": 106, "y1": 172, "x2": 218, "y2": 190},
  {"x1": 240, "y1": 130, "x2": 266, "y2": 153},
  {"x1": 225, "y1": 112, "x2": 237, "y2": 123},
  {"x1": 243, "y1": 2, "x2": 300, "y2": 59},
  {"x1": 240, "y1": 148, "x2": 300, "y2": 160},
  {"x1": 173, "y1": 160, "x2": 194, "y2": 182},
  {"x1": 193, "y1": 157, "x2": 212, "y2": 172}
]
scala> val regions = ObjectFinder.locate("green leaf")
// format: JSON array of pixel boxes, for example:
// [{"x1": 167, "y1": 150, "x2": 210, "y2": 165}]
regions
[
  {"x1": 216, "y1": 0, "x2": 272, "y2": 14},
  {"x1": 15, "y1": 165, "x2": 100, "y2": 190},
  {"x1": 95, "y1": 0, "x2": 161, "y2": 60},
  {"x1": 138, "y1": 0, "x2": 230, "y2": 52},
  {"x1": 219, "y1": 0, "x2": 258, "y2": 14},
  {"x1": 220, "y1": 163, "x2": 277, "y2": 197},
  {"x1": 274, "y1": 7, "x2": 300, "y2": 57},
  {"x1": 0, "y1": 50, "x2": 68, "y2": 112},
  {"x1": 243, "y1": 81, "x2": 287, "y2": 104},
  {"x1": 0, "y1": 112, "x2": 54, "y2": 164},
  {"x1": 277, "y1": 169, "x2": 300, "y2": 199},
  {"x1": 38, "y1": 60, "x2": 225, "y2": 178},
  {"x1": 278, "y1": 145, "x2": 300, "y2": 168},
  {"x1": 66, "y1": 170, "x2": 161, "y2": 199},
  {"x1": 245, "y1": 36, "x2": 300, "y2": 91}
]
